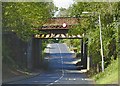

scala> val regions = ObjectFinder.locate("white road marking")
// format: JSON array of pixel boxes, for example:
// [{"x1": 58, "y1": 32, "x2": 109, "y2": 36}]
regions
[
  {"x1": 54, "y1": 80, "x2": 58, "y2": 82},
  {"x1": 81, "y1": 78, "x2": 93, "y2": 81},
  {"x1": 46, "y1": 44, "x2": 65, "y2": 86},
  {"x1": 68, "y1": 78, "x2": 76, "y2": 80}
]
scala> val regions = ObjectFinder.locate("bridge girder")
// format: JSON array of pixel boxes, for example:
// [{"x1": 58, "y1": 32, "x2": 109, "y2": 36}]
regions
[{"x1": 34, "y1": 33, "x2": 82, "y2": 39}]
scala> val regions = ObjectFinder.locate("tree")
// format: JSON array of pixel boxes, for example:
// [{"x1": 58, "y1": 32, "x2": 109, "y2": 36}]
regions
[
  {"x1": 2, "y1": 2, "x2": 58, "y2": 69},
  {"x1": 64, "y1": 2, "x2": 119, "y2": 72},
  {"x1": 2, "y1": 2, "x2": 56, "y2": 41}
]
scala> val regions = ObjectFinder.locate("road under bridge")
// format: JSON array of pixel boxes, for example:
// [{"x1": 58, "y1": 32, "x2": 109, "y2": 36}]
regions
[{"x1": 27, "y1": 17, "x2": 88, "y2": 71}]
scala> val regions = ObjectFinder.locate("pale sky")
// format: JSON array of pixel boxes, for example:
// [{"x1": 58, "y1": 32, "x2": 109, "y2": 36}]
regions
[{"x1": 53, "y1": 0, "x2": 74, "y2": 9}]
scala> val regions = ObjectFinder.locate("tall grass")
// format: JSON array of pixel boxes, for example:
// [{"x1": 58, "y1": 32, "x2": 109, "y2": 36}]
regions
[{"x1": 92, "y1": 58, "x2": 118, "y2": 84}]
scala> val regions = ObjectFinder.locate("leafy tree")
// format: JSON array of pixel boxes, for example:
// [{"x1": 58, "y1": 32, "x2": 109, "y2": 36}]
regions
[
  {"x1": 2, "y1": 2, "x2": 56, "y2": 41},
  {"x1": 64, "y1": 2, "x2": 119, "y2": 72},
  {"x1": 2, "y1": 2, "x2": 57, "y2": 69}
]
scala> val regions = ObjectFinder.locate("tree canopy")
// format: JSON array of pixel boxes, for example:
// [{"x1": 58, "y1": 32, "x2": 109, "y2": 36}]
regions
[
  {"x1": 59, "y1": 2, "x2": 119, "y2": 72},
  {"x1": 2, "y1": 2, "x2": 57, "y2": 41}
]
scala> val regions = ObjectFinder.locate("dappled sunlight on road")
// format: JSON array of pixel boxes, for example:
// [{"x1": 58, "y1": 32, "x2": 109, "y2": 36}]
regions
[{"x1": 5, "y1": 43, "x2": 94, "y2": 85}]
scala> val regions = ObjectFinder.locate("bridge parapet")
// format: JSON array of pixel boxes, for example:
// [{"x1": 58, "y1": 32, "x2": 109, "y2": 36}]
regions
[
  {"x1": 33, "y1": 17, "x2": 79, "y2": 30},
  {"x1": 33, "y1": 17, "x2": 83, "y2": 39}
]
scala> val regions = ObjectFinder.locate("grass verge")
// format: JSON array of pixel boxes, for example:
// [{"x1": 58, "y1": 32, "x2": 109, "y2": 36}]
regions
[{"x1": 92, "y1": 58, "x2": 118, "y2": 84}]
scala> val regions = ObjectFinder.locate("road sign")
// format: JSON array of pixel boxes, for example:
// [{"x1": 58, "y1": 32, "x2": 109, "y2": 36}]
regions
[{"x1": 63, "y1": 23, "x2": 67, "y2": 28}]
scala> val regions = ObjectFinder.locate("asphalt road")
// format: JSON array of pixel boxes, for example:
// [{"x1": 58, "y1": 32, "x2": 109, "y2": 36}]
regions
[{"x1": 4, "y1": 43, "x2": 94, "y2": 86}]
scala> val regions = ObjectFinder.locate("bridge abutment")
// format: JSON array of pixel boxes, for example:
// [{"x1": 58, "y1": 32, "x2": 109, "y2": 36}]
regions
[{"x1": 81, "y1": 38, "x2": 88, "y2": 69}]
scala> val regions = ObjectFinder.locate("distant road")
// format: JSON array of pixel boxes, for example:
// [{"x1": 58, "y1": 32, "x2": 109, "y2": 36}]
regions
[
  {"x1": 44, "y1": 43, "x2": 71, "y2": 54},
  {"x1": 6, "y1": 43, "x2": 94, "y2": 86}
]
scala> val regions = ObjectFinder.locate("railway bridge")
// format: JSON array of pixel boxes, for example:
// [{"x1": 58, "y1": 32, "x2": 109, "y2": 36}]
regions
[{"x1": 28, "y1": 17, "x2": 88, "y2": 70}]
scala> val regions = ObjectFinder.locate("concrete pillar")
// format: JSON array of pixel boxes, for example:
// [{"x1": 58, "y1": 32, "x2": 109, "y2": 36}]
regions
[
  {"x1": 80, "y1": 38, "x2": 88, "y2": 69},
  {"x1": 87, "y1": 56, "x2": 90, "y2": 70}
]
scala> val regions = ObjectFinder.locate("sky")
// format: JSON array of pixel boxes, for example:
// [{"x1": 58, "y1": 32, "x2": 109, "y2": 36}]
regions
[
  {"x1": 53, "y1": 0, "x2": 74, "y2": 9},
  {"x1": 53, "y1": 0, "x2": 74, "y2": 16}
]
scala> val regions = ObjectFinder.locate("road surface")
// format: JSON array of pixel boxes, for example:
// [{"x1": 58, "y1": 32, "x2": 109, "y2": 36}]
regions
[{"x1": 3, "y1": 43, "x2": 94, "y2": 86}]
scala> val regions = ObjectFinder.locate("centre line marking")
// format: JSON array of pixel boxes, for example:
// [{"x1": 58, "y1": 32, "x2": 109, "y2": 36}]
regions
[{"x1": 46, "y1": 44, "x2": 65, "y2": 86}]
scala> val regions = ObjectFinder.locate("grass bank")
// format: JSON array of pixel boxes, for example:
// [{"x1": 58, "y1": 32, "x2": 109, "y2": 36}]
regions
[{"x1": 92, "y1": 58, "x2": 118, "y2": 84}]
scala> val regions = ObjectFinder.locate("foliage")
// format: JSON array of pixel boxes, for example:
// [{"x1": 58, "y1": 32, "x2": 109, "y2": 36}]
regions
[
  {"x1": 2, "y1": 2, "x2": 57, "y2": 71},
  {"x1": 92, "y1": 58, "x2": 118, "y2": 84},
  {"x1": 60, "y1": 39, "x2": 81, "y2": 53},
  {"x1": 60, "y1": 2, "x2": 119, "y2": 72},
  {"x1": 55, "y1": 7, "x2": 71, "y2": 17},
  {"x1": 2, "y1": 2, "x2": 56, "y2": 41}
]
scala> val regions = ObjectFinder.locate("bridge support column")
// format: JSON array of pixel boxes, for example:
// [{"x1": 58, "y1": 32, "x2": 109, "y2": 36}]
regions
[
  {"x1": 81, "y1": 38, "x2": 83, "y2": 59},
  {"x1": 81, "y1": 38, "x2": 88, "y2": 69},
  {"x1": 32, "y1": 38, "x2": 42, "y2": 69}
]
